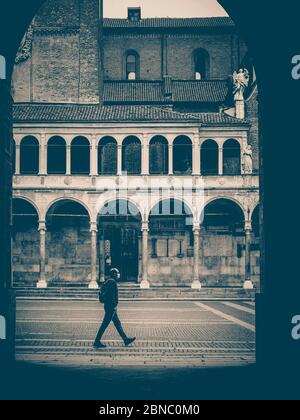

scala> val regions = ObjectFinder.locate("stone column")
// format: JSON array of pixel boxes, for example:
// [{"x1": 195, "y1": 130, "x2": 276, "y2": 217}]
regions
[
  {"x1": 37, "y1": 221, "x2": 47, "y2": 289},
  {"x1": 168, "y1": 143, "x2": 173, "y2": 175},
  {"x1": 90, "y1": 136, "x2": 98, "y2": 176},
  {"x1": 218, "y1": 144, "x2": 223, "y2": 176},
  {"x1": 244, "y1": 220, "x2": 254, "y2": 289},
  {"x1": 142, "y1": 135, "x2": 149, "y2": 175},
  {"x1": 15, "y1": 144, "x2": 20, "y2": 175},
  {"x1": 140, "y1": 221, "x2": 150, "y2": 289},
  {"x1": 191, "y1": 223, "x2": 202, "y2": 289},
  {"x1": 39, "y1": 134, "x2": 47, "y2": 176},
  {"x1": 66, "y1": 145, "x2": 71, "y2": 176},
  {"x1": 117, "y1": 144, "x2": 122, "y2": 176},
  {"x1": 100, "y1": 233, "x2": 105, "y2": 283},
  {"x1": 193, "y1": 135, "x2": 200, "y2": 176},
  {"x1": 89, "y1": 222, "x2": 99, "y2": 289}
]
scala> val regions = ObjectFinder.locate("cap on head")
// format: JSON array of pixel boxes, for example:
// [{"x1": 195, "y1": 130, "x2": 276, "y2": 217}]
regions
[{"x1": 110, "y1": 268, "x2": 120, "y2": 277}]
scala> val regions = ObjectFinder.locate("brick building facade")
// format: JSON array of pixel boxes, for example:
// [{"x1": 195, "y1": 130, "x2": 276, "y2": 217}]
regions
[{"x1": 11, "y1": 0, "x2": 260, "y2": 291}]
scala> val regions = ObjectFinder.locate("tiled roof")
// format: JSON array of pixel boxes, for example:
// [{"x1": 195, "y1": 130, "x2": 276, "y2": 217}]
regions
[
  {"x1": 103, "y1": 80, "x2": 228, "y2": 104},
  {"x1": 172, "y1": 80, "x2": 228, "y2": 103},
  {"x1": 103, "y1": 17, "x2": 234, "y2": 30},
  {"x1": 13, "y1": 104, "x2": 247, "y2": 126},
  {"x1": 104, "y1": 81, "x2": 164, "y2": 103}
]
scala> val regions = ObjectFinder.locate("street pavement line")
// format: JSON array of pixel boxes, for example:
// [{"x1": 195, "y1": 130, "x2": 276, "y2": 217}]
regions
[
  {"x1": 222, "y1": 302, "x2": 255, "y2": 315},
  {"x1": 194, "y1": 302, "x2": 255, "y2": 332},
  {"x1": 16, "y1": 319, "x2": 231, "y2": 325}
]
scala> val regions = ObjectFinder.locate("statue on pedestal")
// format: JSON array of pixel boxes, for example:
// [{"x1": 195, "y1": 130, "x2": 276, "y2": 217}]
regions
[
  {"x1": 243, "y1": 144, "x2": 253, "y2": 174},
  {"x1": 232, "y1": 68, "x2": 250, "y2": 101}
]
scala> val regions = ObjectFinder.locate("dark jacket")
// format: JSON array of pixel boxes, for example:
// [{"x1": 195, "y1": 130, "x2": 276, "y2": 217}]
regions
[{"x1": 101, "y1": 278, "x2": 119, "y2": 309}]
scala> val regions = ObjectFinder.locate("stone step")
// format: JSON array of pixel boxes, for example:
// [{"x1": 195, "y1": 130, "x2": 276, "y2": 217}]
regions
[{"x1": 14, "y1": 287, "x2": 256, "y2": 301}]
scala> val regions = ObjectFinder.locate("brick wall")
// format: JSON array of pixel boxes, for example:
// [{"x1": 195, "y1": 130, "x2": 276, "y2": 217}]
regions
[
  {"x1": 13, "y1": 0, "x2": 100, "y2": 103},
  {"x1": 103, "y1": 35, "x2": 163, "y2": 80},
  {"x1": 245, "y1": 87, "x2": 259, "y2": 173},
  {"x1": 103, "y1": 32, "x2": 247, "y2": 81}
]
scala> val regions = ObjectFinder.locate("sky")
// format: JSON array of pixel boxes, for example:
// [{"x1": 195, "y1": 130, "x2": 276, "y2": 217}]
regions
[{"x1": 104, "y1": 0, "x2": 228, "y2": 18}]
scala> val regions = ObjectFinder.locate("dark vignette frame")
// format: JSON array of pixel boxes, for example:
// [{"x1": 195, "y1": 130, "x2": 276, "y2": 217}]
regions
[{"x1": 0, "y1": 0, "x2": 300, "y2": 399}]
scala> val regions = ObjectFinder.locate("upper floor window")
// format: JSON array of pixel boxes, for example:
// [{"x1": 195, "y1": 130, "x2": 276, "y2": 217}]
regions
[
  {"x1": 128, "y1": 7, "x2": 141, "y2": 22},
  {"x1": 194, "y1": 49, "x2": 210, "y2": 80},
  {"x1": 125, "y1": 51, "x2": 139, "y2": 81}
]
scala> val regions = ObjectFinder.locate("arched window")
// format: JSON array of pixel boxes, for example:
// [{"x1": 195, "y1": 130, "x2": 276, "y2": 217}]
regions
[
  {"x1": 98, "y1": 137, "x2": 117, "y2": 175},
  {"x1": 47, "y1": 136, "x2": 66, "y2": 175},
  {"x1": 71, "y1": 136, "x2": 90, "y2": 175},
  {"x1": 149, "y1": 136, "x2": 169, "y2": 175},
  {"x1": 122, "y1": 136, "x2": 141, "y2": 175},
  {"x1": 125, "y1": 51, "x2": 139, "y2": 80},
  {"x1": 223, "y1": 139, "x2": 241, "y2": 175},
  {"x1": 194, "y1": 49, "x2": 209, "y2": 80},
  {"x1": 173, "y1": 136, "x2": 193, "y2": 175},
  {"x1": 20, "y1": 136, "x2": 39, "y2": 175},
  {"x1": 201, "y1": 140, "x2": 219, "y2": 176}
]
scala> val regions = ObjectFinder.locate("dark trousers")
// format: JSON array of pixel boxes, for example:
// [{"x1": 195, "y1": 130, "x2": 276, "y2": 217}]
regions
[{"x1": 95, "y1": 306, "x2": 128, "y2": 343}]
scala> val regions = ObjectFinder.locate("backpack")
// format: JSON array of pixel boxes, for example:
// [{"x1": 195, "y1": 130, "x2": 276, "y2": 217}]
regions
[{"x1": 99, "y1": 281, "x2": 108, "y2": 304}]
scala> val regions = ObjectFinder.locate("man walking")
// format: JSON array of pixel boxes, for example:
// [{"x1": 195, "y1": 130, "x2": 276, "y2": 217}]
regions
[{"x1": 93, "y1": 268, "x2": 136, "y2": 349}]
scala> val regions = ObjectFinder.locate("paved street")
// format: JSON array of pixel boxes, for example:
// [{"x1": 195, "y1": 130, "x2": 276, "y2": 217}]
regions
[{"x1": 16, "y1": 299, "x2": 256, "y2": 367}]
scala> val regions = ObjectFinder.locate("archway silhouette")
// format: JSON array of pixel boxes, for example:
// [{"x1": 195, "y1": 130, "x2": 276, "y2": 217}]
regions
[{"x1": 0, "y1": 0, "x2": 274, "y2": 377}]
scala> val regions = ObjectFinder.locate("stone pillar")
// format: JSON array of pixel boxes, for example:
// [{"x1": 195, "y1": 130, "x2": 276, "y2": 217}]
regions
[
  {"x1": 140, "y1": 221, "x2": 150, "y2": 289},
  {"x1": 90, "y1": 136, "x2": 98, "y2": 176},
  {"x1": 37, "y1": 221, "x2": 47, "y2": 289},
  {"x1": 235, "y1": 99, "x2": 245, "y2": 120},
  {"x1": 138, "y1": 235, "x2": 142, "y2": 283},
  {"x1": 66, "y1": 145, "x2": 71, "y2": 176},
  {"x1": 39, "y1": 134, "x2": 47, "y2": 176},
  {"x1": 191, "y1": 223, "x2": 202, "y2": 289},
  {"x1": 193, "y1": 135, "x2": 200, "y2": 176},
  {"x1": 168, "y1": 143, "x2": 173, "y2": 175},
  {"x1": 244, "y1": 220, "x2": 254, "y2": 289},
  {"x1": 89, "y1": 222, "x2": 99, "y2": 289},
  {"x1": 100, "y1": 233, "x2": 105, "y2": 283},
  {"x1": 218, "y1": 144, "x2": 223, "y2": 176},
  {"x1": 142, "y1": 135, "x2": 149, "y2": 175},
  {"x1": 15, "y1": 144, "x2": 20, "y2": 175},
  {"x1": 117, "y1": 144, "x2": 122, "y2": 176}
]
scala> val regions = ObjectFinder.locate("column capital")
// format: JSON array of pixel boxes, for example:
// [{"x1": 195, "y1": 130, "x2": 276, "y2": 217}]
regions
[
  {"x1": 90, "y1": 222, "x2": 98, "y2": 233},
  {"x1": 141, "y1": 221, "x2": 149, "y2": 232},
  {"x1": 193, "y1": 222, "x2": 200, "y2": 233},
  {"x1": 38, "y1": 221, "x2": 47, "y2": 232},
  {"x1": 245, "y1": 220, "x2": 252, "y2": 232}
]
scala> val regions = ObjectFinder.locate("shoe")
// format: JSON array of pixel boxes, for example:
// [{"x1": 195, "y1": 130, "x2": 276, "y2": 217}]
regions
[
  {"x1": 124, "y1": 337, "x2": 136, "y2": 347},
  {"x1": 93, "y1": 342, "x2": 106, "y2": 349}
]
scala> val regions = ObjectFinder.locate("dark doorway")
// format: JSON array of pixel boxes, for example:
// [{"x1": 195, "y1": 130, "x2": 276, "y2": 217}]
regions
[{"x1": 98, "y1": 200, "x2": 141, "y2": 282}]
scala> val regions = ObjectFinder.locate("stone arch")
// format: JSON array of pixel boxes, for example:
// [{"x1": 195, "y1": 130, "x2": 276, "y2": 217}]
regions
[
  {"x1": 122, "y1": 136, "x2": 142, "y2": 175},
  {"x1": 98, "y1": 199, "x2": 142, "y2": 283},
  {"x1": 201, "y1": 139, "x2": 219, "y2": 176},
  {"x1": 71, "y1": 136, "x2": 90, "y2": 175},
  {"x1": 20, "y1": 135, "x2": 39, "y2": 175},
  {"x1": 173, "y1": 135, "x2": 193, "y2": 175},
  {"x1": 45, "y1": 198, "x2": 91, "y2": 287},
  {"x1": 47, "y1": 136, "x2": 67, "y2": 175},
  {"x1": 98, "y1": 136, "x2": 117, "y2": 175},
  {"x1": 223, "y1": 139, "x2": 241, "y2": 175},
  {"x1": 12, "y1": 198, "x2": 40, "y2": 287},
  {"x1": 149, "y1": 135, "x2": 169, "y2": 175},
  {"x1": 45, "y1": 197, "x2": 92, "y2": 223}
]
